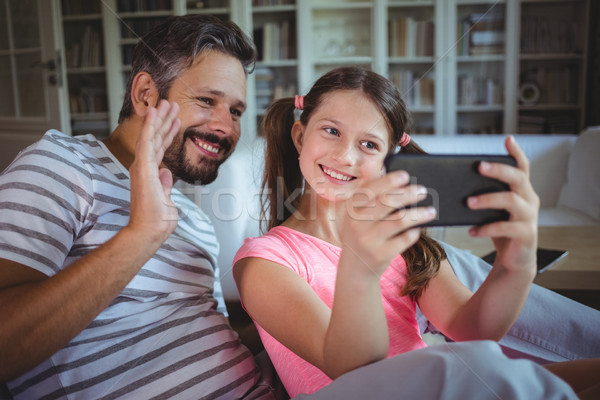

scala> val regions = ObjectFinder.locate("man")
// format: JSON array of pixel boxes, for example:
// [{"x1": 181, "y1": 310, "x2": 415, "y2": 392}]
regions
[
  {"x1": 0, "y1": 15, "x2": 271, "y2": 399},
  {"x1": 0, "y1": 13, "x2": 582, "y2": 400}
]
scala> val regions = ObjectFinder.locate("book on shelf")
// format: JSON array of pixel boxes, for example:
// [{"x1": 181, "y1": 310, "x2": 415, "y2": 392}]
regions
[
  {"x1": 254, "y1": 19, "x2": 295, "y2": 61},
  {"x1": 65, "y1": 26, "x2": 103, "y2": 68},
  {"x1": 389, "y1": 70, "x2": 434, "y2": 107},
  {"x1": 389, "y1": 17, "x2": 434, "y2": 58},
  {"x1": 252, "y1": 0, "x2": 294, "y2": 5},
  {"x1": 457, "y1": 75, "x2": 502, "y2": 106},
  {"x1": 72, "y1": 119, "x2": 110, "y2": 133},
  {"x1": 518, "y1": 114, "x2": 546, "y2": 134},
  {"x1": 69, "y1": 88, "x2": 107, "y2": 114},
  {"x1": 61, "y1": 0, "x2": 101, "y2": 15},
  {"x1": 254, "y1": 67, "x2": 274, "y2": 109},
  {"x1": 120, "y1": 18, "x2": 169, "y2": 39},
  {"x1": 521, "y1": 15, "x2": 583, "y2": 54},
  {"x1": 117, "y1": 0, "x2": 171, "y2": 12},
  {"x1": 458, "y1": 13, "x2": 505, "y2": 56}
]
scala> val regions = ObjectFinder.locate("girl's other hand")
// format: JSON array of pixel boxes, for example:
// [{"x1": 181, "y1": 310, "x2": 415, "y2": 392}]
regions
[{"x1": 339, "y1": 170, "x2": 436, "y2": 277}]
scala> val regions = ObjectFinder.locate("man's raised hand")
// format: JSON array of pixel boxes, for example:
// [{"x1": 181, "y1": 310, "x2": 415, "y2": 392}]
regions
[{"x1": 128, "y1": 100, "x2": 181, "y2": 246}]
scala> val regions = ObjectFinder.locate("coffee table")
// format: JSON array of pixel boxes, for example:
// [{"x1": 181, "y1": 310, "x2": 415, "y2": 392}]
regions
[{"x1": 433, "y1": 226, "x2": 600, "y2": 290}]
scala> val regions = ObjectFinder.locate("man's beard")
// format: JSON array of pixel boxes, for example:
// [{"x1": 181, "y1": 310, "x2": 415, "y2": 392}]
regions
[{"x1": 162, "y1": 128, "x2": 234, "y2": 185}]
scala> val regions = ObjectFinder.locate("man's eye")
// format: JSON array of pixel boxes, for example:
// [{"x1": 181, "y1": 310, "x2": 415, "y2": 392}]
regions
[
  {"x1": 198, "y1": 97, "x2": 213, "y2": 105},
  {"x1": 325, "y1": 127, "x2": 338, "y2": 136},
  {"x1": 231, "y1": 108, "x2": 242, "y2": 117}
]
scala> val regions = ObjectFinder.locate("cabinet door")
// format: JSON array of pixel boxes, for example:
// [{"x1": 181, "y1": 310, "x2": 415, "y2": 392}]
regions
[
  {"x1": 61, "y1": 0, "x2": 110, "y2": 137},
  {"x1": 450, "y1": 0, "x2": 508, "y2": 134},
  {"x1": 517, "y1": 0, "x2": 589, "y2": 134},
  {"x1": 251, "y1": 0, "x2": 298, "y2": 135},
  {"x1": 297, "y1": 0, "x2": 374, "y2": 91},
  {"x1": 387, "y1": 0, "x2": 437, "y2": 134},
  {"x1": 0, "y1": 0, "x2": 66, "y2": 137}
]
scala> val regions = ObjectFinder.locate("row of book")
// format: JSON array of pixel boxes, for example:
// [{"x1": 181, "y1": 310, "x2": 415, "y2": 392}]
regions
[
  {"x1": 61, "y1": 0, "x2": 101, "y2": 15},
  {"x1": 253, "y1": 21, "x2": 296, "y2": 61},
  {"x1": 117, "y1": 0, "x2": 172, "y2": 12},
  {"x1": 521, "y1": 16, "x2": 584, "y2": 54},
  {"x1": 518, "y1": 114, "x2": 577, "y2": 134},
  {"x1": 389, "y1": 18, "x2": 434, "y2": 58},
  {"x1": 120, "y1": 18, "x2": 169, "y2": 39},
  {"x1": 255, "y1": 67, "x2": 296, "y2": 110},
  {"x1": 69, "y1": 88, "x2": 108, "y2": 115},
  {"x1": 457, "y1": 13, "x2": 505, "y2": 56},
  {"x1": 457, "y1": 75, "x2": 503, "y2": 106},
  {"x1": 65, "y1": 26, "x2": 103, "y2": 68},
  {"x1": 389, "y1": 70, "x2": 434, "y2": 107},
  {"x1": 252, "y1": 0, "x2": 294, "y2": 5}
]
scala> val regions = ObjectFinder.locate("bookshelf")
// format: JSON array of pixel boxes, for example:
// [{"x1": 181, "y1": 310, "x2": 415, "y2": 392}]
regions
[
  {"x1": 56, "y1": 0, "x2": 590, "y2": 138},
  {"x1": 451, "y1": 1, "x2": 510, "y2": 134},
  {"x1": 386, "y1": 0, "x2": 438, "y2": 134},
  {"x1": 251, "y1": 0, "x2": 298, "y2": 132},
  {"x1": 517, "y1": 0, "x2": 589, "y2": 134},
  {"x1": 60, "y1": 0, "x2": 110, "y2": 137}
]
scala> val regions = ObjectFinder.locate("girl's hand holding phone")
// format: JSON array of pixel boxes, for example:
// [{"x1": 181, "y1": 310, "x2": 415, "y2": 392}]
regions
[{"x1": 467, "y1": 136, "x2": 540, "y2": 278}]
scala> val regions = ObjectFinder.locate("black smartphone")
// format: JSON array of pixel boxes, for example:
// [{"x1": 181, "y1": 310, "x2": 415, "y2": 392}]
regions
[
  {"x1": 482, "y1": 248, "x2": 568, "y2": 273},
  {"x1": 383, "y1": 154, "x2": 517, "y2": 227}
]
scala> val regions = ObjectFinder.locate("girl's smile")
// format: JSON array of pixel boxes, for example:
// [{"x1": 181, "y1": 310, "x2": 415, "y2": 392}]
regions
[{"x1": 320, "y1": 164, "x2": 356, "y2": 183}]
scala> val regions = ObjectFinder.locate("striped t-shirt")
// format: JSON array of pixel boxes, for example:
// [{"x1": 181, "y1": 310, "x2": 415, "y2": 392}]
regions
[{"x1": 0, "y1": 130, "x2": 266, "y2": 399}]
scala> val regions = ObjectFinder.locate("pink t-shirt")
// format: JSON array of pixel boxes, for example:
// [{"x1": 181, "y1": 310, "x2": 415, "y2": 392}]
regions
[{"x1": 233, "y1": 226, "x2": 427, "y2": 397}]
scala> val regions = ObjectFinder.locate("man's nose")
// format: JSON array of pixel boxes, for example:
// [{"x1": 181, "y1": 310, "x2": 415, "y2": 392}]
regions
[{"x1": 207, "y1": 104, "x2": 234, "y2": 136}]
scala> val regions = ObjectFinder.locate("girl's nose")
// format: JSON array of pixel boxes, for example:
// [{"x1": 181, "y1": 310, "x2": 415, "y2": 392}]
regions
[{"x1": 332, "y1": 141, "x2": 357, "y2": 165}]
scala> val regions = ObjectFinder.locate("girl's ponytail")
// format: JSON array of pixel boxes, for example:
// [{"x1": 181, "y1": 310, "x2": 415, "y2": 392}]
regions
[{"x1": 260, "y1": 97, "x2": 303, "y2": 232}]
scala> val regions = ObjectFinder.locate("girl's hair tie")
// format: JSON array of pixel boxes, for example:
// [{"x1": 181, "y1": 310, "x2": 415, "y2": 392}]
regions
[
  {"x1": 294, "y1": 95, "x2": 304, "y2": 110},
  {"x1": 400, "y1": 132, "x2": 411, "y2": 147}
]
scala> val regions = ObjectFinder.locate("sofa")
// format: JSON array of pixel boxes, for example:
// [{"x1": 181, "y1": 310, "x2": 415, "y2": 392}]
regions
[{"x1": 193, "y1": 127, "x2": 600, "y2": 302}]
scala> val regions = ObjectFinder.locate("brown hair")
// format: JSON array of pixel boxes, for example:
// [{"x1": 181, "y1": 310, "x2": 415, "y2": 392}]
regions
[
  {"x1": 118, "y1": 14, "x2": 257, "y2": 123},
  {"x1": 260, "y1": 66, "x2": 445, "y2": 302}
]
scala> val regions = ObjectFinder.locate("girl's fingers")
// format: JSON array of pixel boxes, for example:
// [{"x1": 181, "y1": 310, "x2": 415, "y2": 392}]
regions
[
  {"x1": 468, "y1": 191, "x2": 536, "y2": 222},
  {"x1": 348, "y1": 184, "x2": 429, "y2": 222},
  {"x1": 355, "y1": 206, "x2": 435, "y2": 242},
  {"x1": 350, "y1": 170, "x2": 430, "y2": 213},
  {"x1": 505, "y1": 135, "x2": 530, "y2": 176},
  {"x1": 478, "y1": 137, "x2": 538, "y2": 202},
  {"x1": 469, "y1": 219, "x2": 536, "y2": 244}
]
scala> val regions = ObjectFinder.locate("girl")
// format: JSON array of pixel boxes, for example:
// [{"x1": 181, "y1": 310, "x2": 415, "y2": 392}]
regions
[{"x1": 233, "y1": 67, "x2": 599, "y2": 398}]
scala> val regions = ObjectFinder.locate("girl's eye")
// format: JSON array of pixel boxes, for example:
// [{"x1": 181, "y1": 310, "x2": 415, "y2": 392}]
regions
[
  {"x1": 324, "y1": 127, "x2": 339, "y2": 136},
  {"x1": 361, "y1": 141, "x2": 378, "y2": 150}
]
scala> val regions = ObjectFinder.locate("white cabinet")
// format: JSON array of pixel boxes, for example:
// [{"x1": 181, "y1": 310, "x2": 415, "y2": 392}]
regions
[
  {"x1": 516, "y1": 0, "x2": 589, "y2": 134},
  {"x1": 57, "y1": 0, "x2": 590, "y2": 138},
  {"x1": 59, "y1": 0, "x2": 111, "y2": 136}
]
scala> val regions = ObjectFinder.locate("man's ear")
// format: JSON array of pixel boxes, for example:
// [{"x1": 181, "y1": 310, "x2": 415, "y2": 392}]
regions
[
  {"x1": 291, "y1": 121, "x2": 304, "y2": 155},
  {"x1": 131, "y1": 72, "x2": 159, "y2": 116}
]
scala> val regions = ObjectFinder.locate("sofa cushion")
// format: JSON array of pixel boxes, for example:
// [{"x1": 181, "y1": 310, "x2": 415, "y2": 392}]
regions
[
  {"x1": 539, "y1": 206, "x2": 598, "y2": 226},
  {"x1": 557, "y1": 127, "x2": 600, "y2": 221}
]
